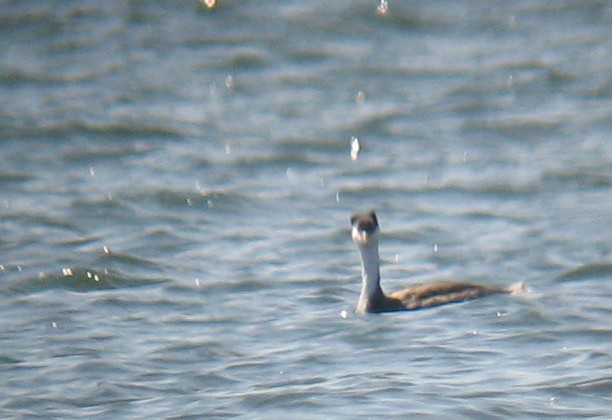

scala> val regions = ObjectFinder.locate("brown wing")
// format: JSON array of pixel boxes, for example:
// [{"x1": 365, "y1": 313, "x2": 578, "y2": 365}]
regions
[{"x1": 389, "y1": 281, "x2": 506, "y2": 310}]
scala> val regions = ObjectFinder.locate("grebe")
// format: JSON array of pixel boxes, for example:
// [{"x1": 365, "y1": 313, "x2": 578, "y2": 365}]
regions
[{"x1": 351, "y1": 211, "x2": 525, "y2": 314}]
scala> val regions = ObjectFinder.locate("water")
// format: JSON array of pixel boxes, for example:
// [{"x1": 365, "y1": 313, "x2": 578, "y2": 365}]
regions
[{"x1": 1, "y1": 1, "x2": 611, "y2": 417}]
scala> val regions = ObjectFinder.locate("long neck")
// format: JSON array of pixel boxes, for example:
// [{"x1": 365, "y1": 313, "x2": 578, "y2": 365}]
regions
[{"x1": 356, "y1": 241, "x2": 384, "y2": 313}]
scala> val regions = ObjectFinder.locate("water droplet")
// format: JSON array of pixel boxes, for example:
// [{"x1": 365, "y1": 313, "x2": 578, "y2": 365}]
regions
[
  {"x1": 335, "y1": 192, "x2": 341, "y2": 202},
  {"x1": 225, "y1": 75, "x2": 234, "y2": 89},
  {"x1": 350, "y1": 136, "x2": 360, "y2": 161},
  {"x1": 186, "y1": 198, "x2": 192, "y2": 206},
  {"x1": 202, "y1": 0, "x2": 216, "y2": 10},
  {"x1": 355, "y1": 91, "x2": 365, "y2": 104},
  {"x1": 209, "y1": 82, "x2": 218, "y2": 97},
  {"x1": 508, "y1": 15, "x2": 517, "y2": 29},
  {"x1": 89, "y1": 167, "x2": 96, "y2": 176},
  {"x1": 377, "y1": 0, "x2": 388, "y2": 15},
  {"x1": 225, "y1": 144, "x2": 231, "y2": 154},
  {"x1": 339, "y1": 310, "x2": 349, "y2": 319},
  {"x1": 103, "y1": 246, "x2": 111, "y2": 254},
  {"x1": 433, "y1": 244, "x2": 439, "y2": 253},
  {"x1": 62, "y1": 268, "x2": 74, "y2": 276},
  {"x1": 195, "y1": 278, "x2": 200, "y2": 287},
  {"x1": 507, "y1": 75, "x2": 514, "y2": 89},
  {"x1": 94, "y1": 274, "x2": 100, "y2": 282},
  {"x1": 51, "y1": 322, "x2": 58, "y2": 328}
]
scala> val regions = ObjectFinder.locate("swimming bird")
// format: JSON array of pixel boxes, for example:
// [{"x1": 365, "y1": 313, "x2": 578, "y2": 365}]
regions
[{"x1": 350, "y1": 211, "x2": 525, "y2": 314}]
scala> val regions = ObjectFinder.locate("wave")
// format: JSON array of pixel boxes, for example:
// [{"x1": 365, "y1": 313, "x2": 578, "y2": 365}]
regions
[
  {"x1": 556, "y1": 262, "x2": 612, "y2": 282},
  {"x1": 2, "y1": 266, "x2": 168, "y2": 296},
  {"x1": 2, "y1": 119, "x2": 188, "y2": 140}
]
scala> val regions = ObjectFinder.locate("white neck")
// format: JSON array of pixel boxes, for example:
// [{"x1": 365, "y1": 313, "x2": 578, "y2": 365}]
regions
[{"x1": 356, "y1": 240, "x2": 383, "y2": 314}]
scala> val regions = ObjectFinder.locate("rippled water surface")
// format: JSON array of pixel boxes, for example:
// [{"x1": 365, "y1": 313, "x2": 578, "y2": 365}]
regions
[{"x1": 1, "y1": 1, "x2": 611, "y2": 418}]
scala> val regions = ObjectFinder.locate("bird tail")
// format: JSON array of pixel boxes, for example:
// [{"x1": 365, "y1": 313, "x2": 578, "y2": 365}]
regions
[{"x1": 507, "y1": 281, "x2": 529, "y2": 294}]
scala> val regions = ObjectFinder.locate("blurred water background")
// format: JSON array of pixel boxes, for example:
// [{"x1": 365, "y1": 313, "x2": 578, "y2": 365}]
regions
[{"x1": 1, "y1": 0, "x2": 611, "y2": 417}]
